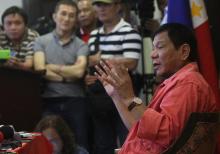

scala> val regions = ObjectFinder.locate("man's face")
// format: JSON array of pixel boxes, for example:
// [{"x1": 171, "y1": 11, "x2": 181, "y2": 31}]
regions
[
  {"x1": 53, "y1": 4, "x2": 77, "y2": 32},
  {"x1": 94, "y1": 2, "x2": 120, "y2": 23},
  {"x1": 3, "y1": 14, "x2": 26, "y2": 41},
  {"x1": 78, "y1": 0, "x2": 96, "y2": 28},
  {"x1": 151, "y1": 31, "x2": 185, "y2": 78}
]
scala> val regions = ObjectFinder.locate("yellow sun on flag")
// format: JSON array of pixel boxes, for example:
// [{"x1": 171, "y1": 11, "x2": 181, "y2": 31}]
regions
[{"x1": 191, "y1": 1, "x2": 203, "y2": 17}]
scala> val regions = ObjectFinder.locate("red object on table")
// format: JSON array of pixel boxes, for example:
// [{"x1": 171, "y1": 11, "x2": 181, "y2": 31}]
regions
[{"x1": 11, "y1": 133, "x2": 52, "y2": 154}]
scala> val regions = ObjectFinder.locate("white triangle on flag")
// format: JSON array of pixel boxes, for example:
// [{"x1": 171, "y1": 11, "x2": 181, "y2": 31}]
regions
[{"x1": 190, "y1": 0, "x2": 208, "y2": 28}]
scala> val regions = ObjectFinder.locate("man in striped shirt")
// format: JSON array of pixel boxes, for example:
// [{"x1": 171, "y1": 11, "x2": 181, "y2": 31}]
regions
[
  {"x1": 0, "y1": 6, "x2": 39, "y2": 70},
  {"x1": 87, "y1": 0, "x2": 142, "y2": 153}
]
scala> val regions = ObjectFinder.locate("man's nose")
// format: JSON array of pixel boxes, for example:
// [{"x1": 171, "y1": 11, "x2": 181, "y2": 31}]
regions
[
  {"x1": 63, "y1": 15, "x2": 71, "y2": 21},
  {"x1": 10, "y1": 24, "x2": 17, "y2": 29},
  {"x1": 150, "y1": 49, "x2": 158, "y2": 59},
  {"x1": 80, "y1": 11, "x2": 85, "y2": 17}
]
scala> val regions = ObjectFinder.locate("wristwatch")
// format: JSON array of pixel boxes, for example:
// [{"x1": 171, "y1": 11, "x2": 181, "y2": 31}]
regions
[{"x1": 128, "y1": 97, "x2": 143, "y2": 111}]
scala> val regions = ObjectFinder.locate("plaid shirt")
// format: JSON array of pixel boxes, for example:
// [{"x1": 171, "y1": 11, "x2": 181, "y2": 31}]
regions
[{"x1": 0, "y1": 28, "x2": 39, "y2": 61}]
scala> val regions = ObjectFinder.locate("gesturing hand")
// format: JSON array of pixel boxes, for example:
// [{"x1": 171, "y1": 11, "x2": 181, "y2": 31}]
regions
[{"x1": 95, "y1": 60, "x2": 135, "y2": 105}]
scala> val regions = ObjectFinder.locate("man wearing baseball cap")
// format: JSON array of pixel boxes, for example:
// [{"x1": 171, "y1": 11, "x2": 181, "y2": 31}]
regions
[{"x1": 87, "y1": 0, "x2": 142, "y2": 154}]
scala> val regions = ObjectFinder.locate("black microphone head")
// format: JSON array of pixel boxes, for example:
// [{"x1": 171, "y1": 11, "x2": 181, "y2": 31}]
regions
[{"x1": 0, "y1": 125, "x2": 14, "y2": 139}]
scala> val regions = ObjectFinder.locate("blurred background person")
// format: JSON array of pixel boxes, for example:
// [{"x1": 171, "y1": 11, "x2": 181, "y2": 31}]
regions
[
  {"x1": 137, "y1": 0, "x2": 154, "y2": 36},
  {"x1": 120, "y1": 1, "x2": 139, "y2": 30},
  {"x1": 77, "y1": 0, "x2": 101, "y2": 152},
  {"x1": 35, "y1": 115, "x2": 89, "y2": 154},
  {"x1": 156, "y1": 0, "x2": 168, "y2": 19},
  {"x1": 157, "y1": 0, "x2": 168, "y2": 25},
  {"x1": 87, "y1": 0, "x2": 142, "y2": 153},
  {"x1": 76, "y1": 0, "x2": 99, "y2": 43},
  {"x1": 0, "y1": 6, "x2": 39, "y2": 70},
  {"x1": 34, "y1": 0, "x2": 89, "y2": 150}
]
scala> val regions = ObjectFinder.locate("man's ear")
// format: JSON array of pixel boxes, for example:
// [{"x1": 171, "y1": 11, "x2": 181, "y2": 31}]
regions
[{"x1": 180, "y1": 44, "x2": 190, "y2": 60}]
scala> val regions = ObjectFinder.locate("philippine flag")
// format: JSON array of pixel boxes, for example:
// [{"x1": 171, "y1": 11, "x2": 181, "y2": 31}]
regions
[{"x1": 167, "y1": 0, "x2": 219, "y2": 107}]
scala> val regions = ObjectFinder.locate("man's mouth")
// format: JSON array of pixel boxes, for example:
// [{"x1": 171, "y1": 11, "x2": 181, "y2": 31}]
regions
[{"x1": 153, "y1": 63, "x2": 160, "y2": 70}]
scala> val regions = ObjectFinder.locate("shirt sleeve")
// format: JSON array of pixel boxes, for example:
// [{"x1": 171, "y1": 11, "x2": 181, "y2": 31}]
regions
[
  {"x1": 33, "y1": 37, "x2": 45, "y2": 53},
  {"x1": 25, "y1": 41, "x2": 35, "y2": 58},
  {"x1": 137, "y1": 83, "x2": 204, "y2": 146},
  {"x1": 26, "y1": 29, "x2": 40, "y2": 58},
  {"x1": 88, "y1": 29, "x2": 99, "y2": 55},
  {"x1": 77, "y1": 42, "x2": 89, "y2": 57},
  {"x1": 122, "y1": 30, "x2": 142, "y2": 59}
]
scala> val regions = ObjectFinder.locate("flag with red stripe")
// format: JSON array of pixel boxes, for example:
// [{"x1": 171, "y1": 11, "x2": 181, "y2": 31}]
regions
[{"x1": 167, "y1": 0, "x2": 220, "y2": 106}]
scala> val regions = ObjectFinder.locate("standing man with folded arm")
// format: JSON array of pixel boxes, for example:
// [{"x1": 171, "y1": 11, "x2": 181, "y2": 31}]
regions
[
  {"x1": 33, "y1": 0, "x2": 89, "y2": 150},
  {"x1": 87, "y1": 0, "x2": 142, "y2": 153},
  {"x1": 95, "y1": 23, "x2": 218, "y2": 154}
]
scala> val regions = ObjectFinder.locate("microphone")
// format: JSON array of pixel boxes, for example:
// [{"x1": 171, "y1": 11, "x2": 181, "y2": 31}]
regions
[{"x1": 0, "y1": 125, "x2": 14, "y2": 142}]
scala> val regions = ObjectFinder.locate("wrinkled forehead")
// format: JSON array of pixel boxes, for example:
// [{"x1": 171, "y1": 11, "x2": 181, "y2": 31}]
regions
[{"x1": 153, "y1": 31, "x2": 170, "y2": 44}]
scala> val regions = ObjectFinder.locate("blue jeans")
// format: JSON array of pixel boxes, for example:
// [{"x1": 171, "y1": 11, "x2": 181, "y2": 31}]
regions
[{"x1": 42, "y1": 97, "x2": 89, "y2": 151}]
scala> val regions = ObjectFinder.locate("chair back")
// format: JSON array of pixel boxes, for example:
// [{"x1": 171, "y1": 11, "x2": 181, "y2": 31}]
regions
[{"x1": 163, "y1": 112, "x2": 220, "y2": 154}]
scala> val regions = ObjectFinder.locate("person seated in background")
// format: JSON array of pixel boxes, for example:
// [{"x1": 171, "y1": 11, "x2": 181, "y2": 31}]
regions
[
  {"x1": 76, "y1": 0, "x2": 99, "y2": 43},
  {"x1": 95, "y1": 23, "x2": 218, "y2": 154},
  {"x1": 35, "y1": 115, "x2": 89, "y2": 154},
  {"x1": 0, "y1": 6, "x2": 39, "y2": 70}
]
